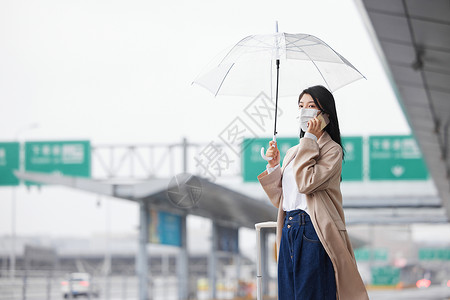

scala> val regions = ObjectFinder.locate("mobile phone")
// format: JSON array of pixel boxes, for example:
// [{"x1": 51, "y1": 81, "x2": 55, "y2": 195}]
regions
[{"x1": 317, "y1": 113, "x2": 330, "y2": 130}]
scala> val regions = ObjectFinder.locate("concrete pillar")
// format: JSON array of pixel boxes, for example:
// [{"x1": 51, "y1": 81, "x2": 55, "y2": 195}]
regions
[
  {"x1": 208, "y1": 221, "x2": 217, "y2": 299},
  {"x1": 261, "y1": 230, "x2": 269, "y2": 296},
  {"x1": 138, "y1": 200, "x2": 149, "y2": 300},
  {"x1": 177, "y1": 214, "x2": 189, "y2": 300},
  {"x1": 234, "y1": 252, "x2": 241, "y2": 298}
]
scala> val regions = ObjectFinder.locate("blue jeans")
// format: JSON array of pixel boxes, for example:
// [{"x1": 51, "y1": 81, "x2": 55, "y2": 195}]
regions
[{"x1": 278, "y1": 209, "x2": 337, "y2": 299}]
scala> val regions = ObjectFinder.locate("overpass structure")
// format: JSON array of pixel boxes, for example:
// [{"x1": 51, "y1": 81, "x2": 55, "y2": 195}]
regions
[
  {"x1": 355, "y1": 0, "x2": 450, "y2": 219},
  {"x1": 14, "y1": 168, "x2": 276, "y2": 300}
]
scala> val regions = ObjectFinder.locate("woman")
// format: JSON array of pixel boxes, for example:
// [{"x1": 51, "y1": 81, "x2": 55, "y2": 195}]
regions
[{"x1": 257, "y1": 85, "x2": 368, "y2": 300}]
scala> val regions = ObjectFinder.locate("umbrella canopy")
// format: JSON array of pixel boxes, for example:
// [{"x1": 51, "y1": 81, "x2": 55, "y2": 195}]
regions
[
  {"x1": 193, "y1": 31, "x2": 365, "y2": 162},
  {"x1": 193, "y1": 33, "x2": 364, "y2": 97}
]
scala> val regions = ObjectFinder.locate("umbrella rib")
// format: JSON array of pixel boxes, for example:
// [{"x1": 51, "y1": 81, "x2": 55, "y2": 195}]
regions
[
  {"x1": 285, "y1": 33, "x2": 311, "y2": 42},
  {"x1": 235, "y1": 46, "x2": 275, "y2": 53},
  {"x1": 284, "y1": 35, "x2": 347, "y2": 64},
  {"x1": 248, "y1": 35, "x2": 278, "y2": 48},
  {"x1": 286, "y1": 42, "x2": 320, "y2": 51},
  {"x1": 285, "y1": 40, "x2": 353, "y2": 64},
  {"x1": 241, "y1": 35, "x2": 284, "y2": 59},
  {"x1": 223, "y1": 35, "x2": 280, "y2": 64},
  {"x1": 303, "y1": 35, "x2": 365, "y2": 76},
  {"x1": 284, "y1": 36, "x2": 319, "y2": 52},
  {"x1": 219, "y1": 35, "x2": 255, "y2": 65},
  {"x1": 214, "y1": 63, "x2": 235, "y2": 96},
  {"x1": 283, "y1": 34, "x2": 313, "y2": 49},
  {"x1": 302, "y1": 50, "x2": 332, "y2": 91}
]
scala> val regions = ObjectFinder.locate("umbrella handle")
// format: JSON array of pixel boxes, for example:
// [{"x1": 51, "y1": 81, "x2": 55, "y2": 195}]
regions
[{"x1": 260, "y1": 135, "x2": 277, "y2": 161}]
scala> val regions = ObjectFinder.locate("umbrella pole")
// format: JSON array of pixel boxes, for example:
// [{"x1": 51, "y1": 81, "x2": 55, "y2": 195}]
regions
[
  {"x1": 259, "y1": 25, "x2": 280, "y2": 161},
  {"x1": 259, "y1": 58, "x2": 280, "y2": 161},
  {"x1": 273, "y1": 59, "x2": 280, "y2": 137}
]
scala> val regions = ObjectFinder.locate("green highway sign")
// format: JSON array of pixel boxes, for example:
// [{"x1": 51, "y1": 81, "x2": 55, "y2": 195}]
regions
[
  {"x1": 341, "y1": 137, "x2": 363, "y2": 181},
  {"x1": 354, "y1": 248, "x2": 388, "y2": 261},
  {"x1": 241, "y1": 135, "x2": 429, "y2": 182},
  {"x1": 0, "y1": 142, "x2": 20, "y2": 186},
  {"x1": 25, "y1": 141, "x2": 91, "y2": 184},
  {"x1": 419, "y1": 248, "x2": 450, "y2": 261},
  {"x1": 369, "y1": 135, "x2": 429, "y2": 180},
  {"x1": 242, "y1": 136, "x2": 364, "y2": 182},
  {"x1": 371, "y1": 266, "x2": 400, "y2": 286},
  {"x1": 354, "y1": 248, "x2": 370, "y2": 261},
  {"x1": 242, "y1": 137, "x2": 299, "y2": 182}
]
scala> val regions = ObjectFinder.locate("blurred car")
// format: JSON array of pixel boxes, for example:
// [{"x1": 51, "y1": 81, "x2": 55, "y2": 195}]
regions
[
  {"x1": 61, "y1": 272, "x2": 99, "y2": 298},
  {"x1": 416, "y1": 271, "x2": 432, "y2": 289},
  {"x1": 416, "y1": 278, "x2": 431, "y2": 288}
]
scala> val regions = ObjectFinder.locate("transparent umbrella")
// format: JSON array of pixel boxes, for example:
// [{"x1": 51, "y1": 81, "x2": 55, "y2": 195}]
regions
[{"x1": 193, "y1": 27, "x2": 365, "y2": 161}]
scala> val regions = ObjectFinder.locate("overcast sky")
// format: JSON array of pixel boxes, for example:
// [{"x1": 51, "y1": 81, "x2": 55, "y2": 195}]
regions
[{"x1": 0, "y1": 0, "x2": 413, "y2": 240}]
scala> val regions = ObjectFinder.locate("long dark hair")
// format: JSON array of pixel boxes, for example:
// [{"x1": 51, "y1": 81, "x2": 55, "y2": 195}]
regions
[{"x1": 298, "y1": 85, "x2": 345, "y2": 162}]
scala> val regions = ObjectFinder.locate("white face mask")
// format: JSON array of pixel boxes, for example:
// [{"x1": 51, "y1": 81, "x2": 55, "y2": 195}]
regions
[{"x1": 297, "y1": 108, "x2": 319, "y2": 132}]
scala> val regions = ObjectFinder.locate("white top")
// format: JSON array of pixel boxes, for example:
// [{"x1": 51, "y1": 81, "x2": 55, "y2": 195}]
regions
[{"x1": 266, "y1": 132, "x2": 318, "y2": 214}]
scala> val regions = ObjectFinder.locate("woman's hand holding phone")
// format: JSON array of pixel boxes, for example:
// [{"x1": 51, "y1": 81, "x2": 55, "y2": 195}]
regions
[
  {"x1": 306, "y1": 112, "x2": 329, "y2": 138},
  {"x1": 266, "y1": 141, "x2": 280, "y2": 167}
]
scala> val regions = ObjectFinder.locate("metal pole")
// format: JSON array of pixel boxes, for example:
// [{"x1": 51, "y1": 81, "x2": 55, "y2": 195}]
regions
[
  {"x1": 208, "y1": 221, "x2": 217, "y2": 300},
  {"x1": 261, "y1": 231, "x2": 269, "y2": 296},
  {"x1": 177, "y1": 214, "x2": 188, "y2": 300},
  {"x1": 162, "y1": 253, "x2": 169, "y2": 300},
  {"x1": 104, "y1": 197, "x2": 111, "y2": 300},
  {"x1": 256, "y1": 227, "x2": 262, "y2": 300},
  {"x1": 255, "y1": 222, "x2": 277, "y2": 300},
  {"x1": 1, "y1": 242, "x2": 7, "y2": 277},
  {"x1": 182, "y1": 137, "x2": 188, "y2": 174},
  {"x1": 234, "y1": 252, "x2": 241, "y2": 298},
  {"x1": 10, "y1": 187, "x2": 16, "y2": 279},
  {"x1": 138, "y1": 200, "x2": 149, "y2": 300},
  {"x1": 11, "y1": 123, "x2": 39, "y2": 280}
]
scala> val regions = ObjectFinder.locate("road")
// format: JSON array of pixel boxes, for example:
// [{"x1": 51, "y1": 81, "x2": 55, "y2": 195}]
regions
[{"x1": 368, "y1": 285, "x2": 450, "y2": 300}]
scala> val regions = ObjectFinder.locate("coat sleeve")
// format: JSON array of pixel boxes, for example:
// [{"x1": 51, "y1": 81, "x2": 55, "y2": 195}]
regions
[
  {"x1": 257, "y1": 166, "x2": 282, "y2": 209},
  {"x1": 292, "y1": 137, "x2": 342, "y2": 194}
]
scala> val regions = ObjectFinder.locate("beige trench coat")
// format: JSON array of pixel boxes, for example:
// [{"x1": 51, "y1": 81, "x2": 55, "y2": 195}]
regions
[{"x1": 257, "y1": 131, "x2": 369, "y2": 300}]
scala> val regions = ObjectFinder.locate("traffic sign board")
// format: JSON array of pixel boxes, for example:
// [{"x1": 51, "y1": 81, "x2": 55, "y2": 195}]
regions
[
  {"x1": 341, "y1": 137, "x2": 363, "y2": 181},
  {"x1": 371, "y1": 266, "x2": 400, "y2": 286},
  {"x1": 242, "y1": 136, "x2": 363, "y2": 182},
  {"x1": 242, "y1": 137, "x2": 299, "y2": 182},
  {"x1": 354, "y1": 248, "x2": 388, "y2": 261},
  {"x1": 0, "y1": 142, "x2": 20, "y2": 186},
  {"x1": 369, "y1": 135, "x2": 428, "y2": 180},
  {"x1": 25, "y1": 141, "x2": 91, "y2": 184},
  {"x1": 419, "y1": 248, "x2": 450, "y2": 261},
  {"x1": 242, "y1": 135, "x2": 429, "y2": 182}
]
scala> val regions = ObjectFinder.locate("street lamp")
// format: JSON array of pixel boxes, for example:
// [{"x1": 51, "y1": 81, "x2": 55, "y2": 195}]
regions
[{"x1": 10, "y1": 123, "x2": 39, "y2": 279}]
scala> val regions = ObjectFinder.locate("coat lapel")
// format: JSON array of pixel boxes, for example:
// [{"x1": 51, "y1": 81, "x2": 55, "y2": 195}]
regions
[{"x1": 280, "y1": 146, "x2": 297, "y2": 173}]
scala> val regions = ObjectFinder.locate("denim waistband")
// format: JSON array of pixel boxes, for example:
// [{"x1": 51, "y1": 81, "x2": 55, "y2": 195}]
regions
[{"x1": 284, "y1": 209, "x2": 311, "y2": 223}]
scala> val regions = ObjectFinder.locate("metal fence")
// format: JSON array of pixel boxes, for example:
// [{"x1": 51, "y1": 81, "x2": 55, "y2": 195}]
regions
[{"x1": 0, "y1": 270, "x2": 181, "y2": 300}]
